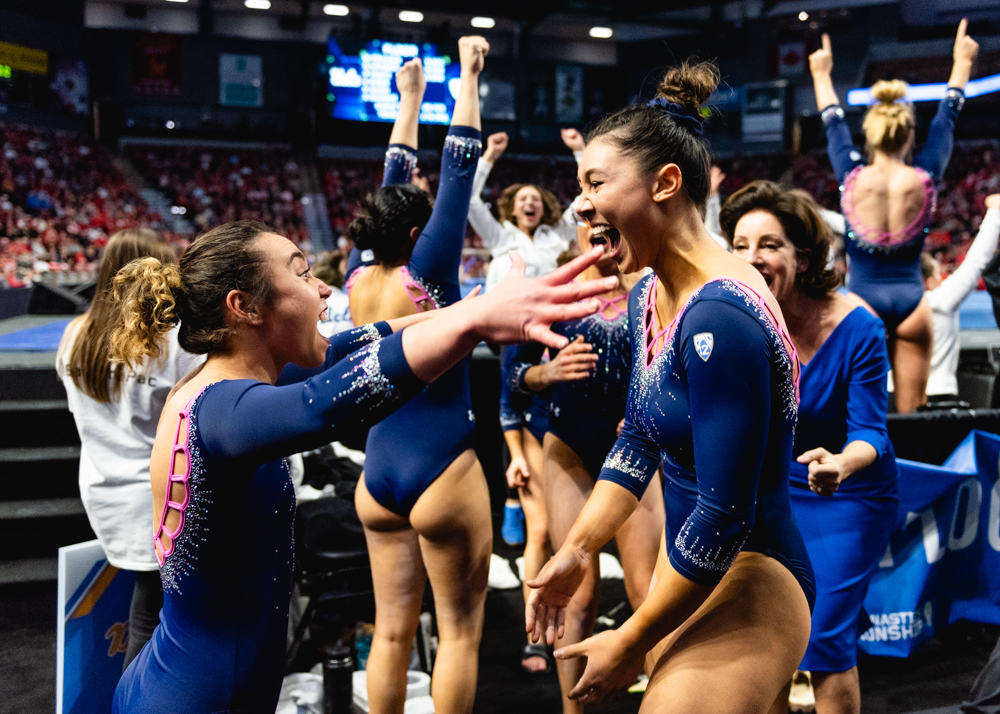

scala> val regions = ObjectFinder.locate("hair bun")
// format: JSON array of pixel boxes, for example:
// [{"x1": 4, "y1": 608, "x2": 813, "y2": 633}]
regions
[
  {"x1": 656, "y1": 61, "x2": 720, "y2": 116},
  {"x1": 870, "y1": 79, "x2": 908, "y2": 105}
]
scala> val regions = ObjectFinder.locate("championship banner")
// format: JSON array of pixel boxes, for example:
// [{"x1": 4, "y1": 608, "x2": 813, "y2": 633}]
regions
[
  {"x1": 57, "y1": 540, "x2": 136, "y2": 714},
  {"x1": 859, "y1": 430, "x2": 1000, "y2": 658}
]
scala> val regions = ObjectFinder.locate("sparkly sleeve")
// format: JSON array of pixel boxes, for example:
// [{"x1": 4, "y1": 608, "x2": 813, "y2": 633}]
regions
[
  {"x1": 383, "y1": 143, "x2": 418, "y2": 187},
  {"x1": 500, "y1": 341, "x2": 546, "y2": 433},
  {"x1": 670, "y1": 299, "x2": 773, "y2": 587},
  {"x1": 913, "y1": 88, "x2": 964, "y2": 181},
  {"x1": 198, "y1": 330, "x2": 425, "y2": 466},
  {"x1": 596, "y1": 419, "x2": 663, "y2": 500},
  {"x1": 821, "y1": 105, "x2": 864, "y2": 184},
  {"x1": 408, "y1": 126, "x2": 482, "y2": 287},
  {"x1": 275, "y1": 322, "x2": 392, "y2": 385}
]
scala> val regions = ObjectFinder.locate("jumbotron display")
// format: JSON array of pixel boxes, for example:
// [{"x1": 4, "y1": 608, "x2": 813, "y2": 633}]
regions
[{"x1": 325, "y1": 38, "x2": 461, "y2": 124}]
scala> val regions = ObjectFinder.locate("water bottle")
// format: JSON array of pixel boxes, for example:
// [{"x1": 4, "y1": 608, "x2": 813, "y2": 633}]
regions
[{"x1": 322, "y1": 644, "x2": 354, "y2": 714}]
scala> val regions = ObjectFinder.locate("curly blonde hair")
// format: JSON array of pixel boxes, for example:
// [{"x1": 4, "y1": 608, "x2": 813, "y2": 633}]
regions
[
  {"x1": 496, "y1": 184, "x2": 563, "y2": 230},
  {"x1": 109, "y1": 257, "x2": 182, "y2": 368},
  {"x1": 863, "y1": 80, "x2": 915, "y2": 156},
  {"x1": 107, "y1": 220, "x2": 274, "y2": 367}
]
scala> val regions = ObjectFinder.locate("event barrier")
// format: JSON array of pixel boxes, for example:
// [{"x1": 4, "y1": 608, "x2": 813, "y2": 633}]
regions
[{"x1": 860, "y1": 430, "x2": 1000, "y2": 657}]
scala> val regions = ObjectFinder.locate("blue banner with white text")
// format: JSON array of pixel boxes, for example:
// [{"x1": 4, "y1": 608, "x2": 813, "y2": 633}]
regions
[{"x1": 859, "y1": 430, "x2": 1000, "y2": 657}]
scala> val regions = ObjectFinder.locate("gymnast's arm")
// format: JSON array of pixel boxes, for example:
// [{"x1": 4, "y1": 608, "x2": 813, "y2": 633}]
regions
[
  {"x1": 526, "y1": 410, "x2": 660, "y2": 643},
  {"x1": 607, "y1": 301, "x2": 774, "y2": 653},
  {"x1": 407, "y1": 38, "x2": 484, "y2": 287},
  {"x1": 912, "y1": 88, "x2": 964, "y2": 180},
  {"x1": 345, "y1": 60, "x2": 425, "y2": 278}
]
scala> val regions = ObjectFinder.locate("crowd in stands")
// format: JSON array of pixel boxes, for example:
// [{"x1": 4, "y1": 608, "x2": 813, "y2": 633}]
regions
[
  {"x1": 0, "y1": 123, "x2": 165, "y2": 288},
  {"x1": 126, "y1": 145, "x2": 308, "y2": 246},
  {"x1": 2, "y1": 120, "x2": 998, "y2": 293}
]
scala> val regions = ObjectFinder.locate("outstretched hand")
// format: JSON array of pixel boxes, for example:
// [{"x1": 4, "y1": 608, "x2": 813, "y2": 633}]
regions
[
  {"x1": 555, "y1": 629, "x2": 646, "y2": 705},
  {"x1": 809, "y1": 33, "x2": 833, "y2": 76},
  {"x1": 986, "y1": 194, "x2": 1000, "y2": 211},
  {"x1": 481, "y1": 248, "x2": 618, "y2": 349},
  {"x1": 525, "y1": 545, "x2": 591, "y2": 644}
]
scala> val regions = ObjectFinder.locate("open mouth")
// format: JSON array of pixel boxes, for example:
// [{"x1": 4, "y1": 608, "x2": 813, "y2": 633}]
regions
[
  {"x1": 523, "y1": 208, "x2": 538, "y2": 220},
  {"x1": 319, "y1": 307, "x2": 329, "y2": 321},
  {"x1": 591, "y1": 223, "x2": 622, "y2": 258}
]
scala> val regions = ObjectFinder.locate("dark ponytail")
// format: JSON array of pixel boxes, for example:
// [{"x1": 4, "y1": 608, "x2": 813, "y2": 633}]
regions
[
  {"x1": 588, "y1": 60, "x2": 719, "y2": 209},
  {"x1": 346, "y1": 184, "x2": 434, "y2": 266}
]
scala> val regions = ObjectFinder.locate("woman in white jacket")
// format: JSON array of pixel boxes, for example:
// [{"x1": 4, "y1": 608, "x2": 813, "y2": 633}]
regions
[
  {"x1": 469, "y1": 130, "x2": 584, "y2": 292},
  {"x1": 922, "y1": 194, "x2": 1000, "y2": 401},
  {"x1": 56, "y1": 228, "x2": 204, "y2": 668}
]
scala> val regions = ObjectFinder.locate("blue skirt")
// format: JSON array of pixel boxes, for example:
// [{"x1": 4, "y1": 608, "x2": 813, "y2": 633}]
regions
[{"x1": 791, "y1": 486, "x2": 897, "y2": 672}]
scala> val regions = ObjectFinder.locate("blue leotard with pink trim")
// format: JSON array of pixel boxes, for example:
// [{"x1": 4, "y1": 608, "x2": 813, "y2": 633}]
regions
[
  {"x1": 502, "y1": 293, "x2": 631, "y2": 476},
  {"x1": 113, "y1": 325, "x2": 424, "y2": 714},
  {"x1": 346, "y1": 127, "x2": 483, "y2": 515},
  {"x1": 597, "y1": 274, "x2": 815, "y2": 607},
  {"x1": 822, "y1": 90, "x2": 964, "y2": 330}
]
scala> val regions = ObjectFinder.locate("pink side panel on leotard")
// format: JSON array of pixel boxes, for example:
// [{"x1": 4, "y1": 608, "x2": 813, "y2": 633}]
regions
[
  {"x1": 154, "y1": 387, "x2": 205, "y2": 567},
  {"x1": 400, "y1": 266, "x2": 438, "y2": 312},
  {"x1": 642, "y1": 276, "x2": 800, "y2": 401},
  {"x1": 841, "y1": 165, "x2": 936, "y2": 247}
]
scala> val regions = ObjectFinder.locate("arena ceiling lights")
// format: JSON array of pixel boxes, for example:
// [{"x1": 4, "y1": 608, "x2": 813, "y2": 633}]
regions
[
  {"x1": 398, "y1": 10, "x2": 424, "y2": 22},
  {"x1": 847, "y1": 73, "x2": 1000, "y2": 105},
  {"x1": 471, "y1": 16, "x2": 495, "y2": 28},
  {"x1": 323, "y1": 4, "x2": 350, "y2": 15},
  {"x1": 244, "y1": 0, "x2": 271, "y2": 8}
]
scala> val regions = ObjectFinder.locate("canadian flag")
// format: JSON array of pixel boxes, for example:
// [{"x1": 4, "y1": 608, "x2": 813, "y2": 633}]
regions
[{"x1": 779, "y1": 42, "x2": 806, "y2": 77}]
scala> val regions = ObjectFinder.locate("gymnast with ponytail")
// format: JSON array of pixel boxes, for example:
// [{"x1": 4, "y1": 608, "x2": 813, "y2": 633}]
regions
[
  {"x1": 107, "y1": 213, "x2": 617, "y2": 714},
  {"x1": 808, "y1": 20, "x2": 979, "y2": 412},
  {"x1": 526, "y1": 60, "x2": 815, "y2": 713}
]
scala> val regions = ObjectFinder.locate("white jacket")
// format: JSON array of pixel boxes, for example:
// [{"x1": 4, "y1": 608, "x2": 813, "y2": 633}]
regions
[
  {"x1": 468, "y1": 158, "x2": 579, "y2": 292},
  {"x1": 57, "y1": 321, "x2": 205, "y2": 570},
  {"x1": 926, "y1": 207, "x2": 1000, "y2": 396}
]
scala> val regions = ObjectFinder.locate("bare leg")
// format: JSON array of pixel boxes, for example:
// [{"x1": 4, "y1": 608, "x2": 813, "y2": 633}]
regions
[
  {"x1": 545, "y1": 434, "x2": 601, "y2": 714},
  {"x1": 356, "y1": 475, "x2": 427, "y2": 714},
  {"x1": 410, "y1": 449, "x2": 492, "y2": 714},
  {"x1": 640, "y1": 547, "x2": 812, "y2": 714},
  {"x1": 518, "y1": 429, "x2": 552, "y2": 672},
  {"x1": 614, "y1": 469, "x2": 665, "y2": 611},
  {"x1": 812, "y1": 668, "x2": 861, "y2": 714},
  {"x1": 893, "y1": 296, "x2": 933, "y2": 413}
]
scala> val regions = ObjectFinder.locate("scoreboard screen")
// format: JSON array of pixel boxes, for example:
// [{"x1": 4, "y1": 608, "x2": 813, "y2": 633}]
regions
[{"x1": 326, "y1": 39, "x2": 461, "y2": 124}]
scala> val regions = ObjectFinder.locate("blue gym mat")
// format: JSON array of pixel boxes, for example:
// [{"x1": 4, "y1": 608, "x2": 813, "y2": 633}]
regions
[{"x1": 0, "y1": 319, "x2": 71, "y2": 351}]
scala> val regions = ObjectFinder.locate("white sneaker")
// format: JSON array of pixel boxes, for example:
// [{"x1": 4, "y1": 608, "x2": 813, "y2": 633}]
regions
[
  {"x1": 599, "y1": 552, "x2": 625, "y2": 580},
  {"x1": 788, "y1": 670, "x2": 815, "y2": 713},
  {"x1": 488, "y1": 554, "x2": 521, "y2": 590}
]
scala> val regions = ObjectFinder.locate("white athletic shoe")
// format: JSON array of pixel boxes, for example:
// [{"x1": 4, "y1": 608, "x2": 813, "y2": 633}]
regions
[
  {"x1": 599, "y1": 552, "x2": 625, "y2": 580},
  {"x1": 788, "y1": 670, "x2": 816, "y2": 713},
  {"x1": 515, "y1": 556, "x2": 526, "y2": 582},
  {"x1": 488, "y1": 554, "x2": 521, "y2": 590}
]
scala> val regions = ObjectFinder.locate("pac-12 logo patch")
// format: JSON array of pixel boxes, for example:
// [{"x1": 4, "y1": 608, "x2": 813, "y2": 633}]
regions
[{"x1": 693, "y1": 332, "x2": 714, "y2": 361}]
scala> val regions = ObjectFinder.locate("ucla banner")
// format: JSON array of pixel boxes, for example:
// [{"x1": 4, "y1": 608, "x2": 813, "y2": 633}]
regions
[
  {"x1": 859, "y1": 430, "x2": 1000, "y2": 657},
  {"x1": 57, "y1": 540, "x2": 136, "y2": 714}
]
